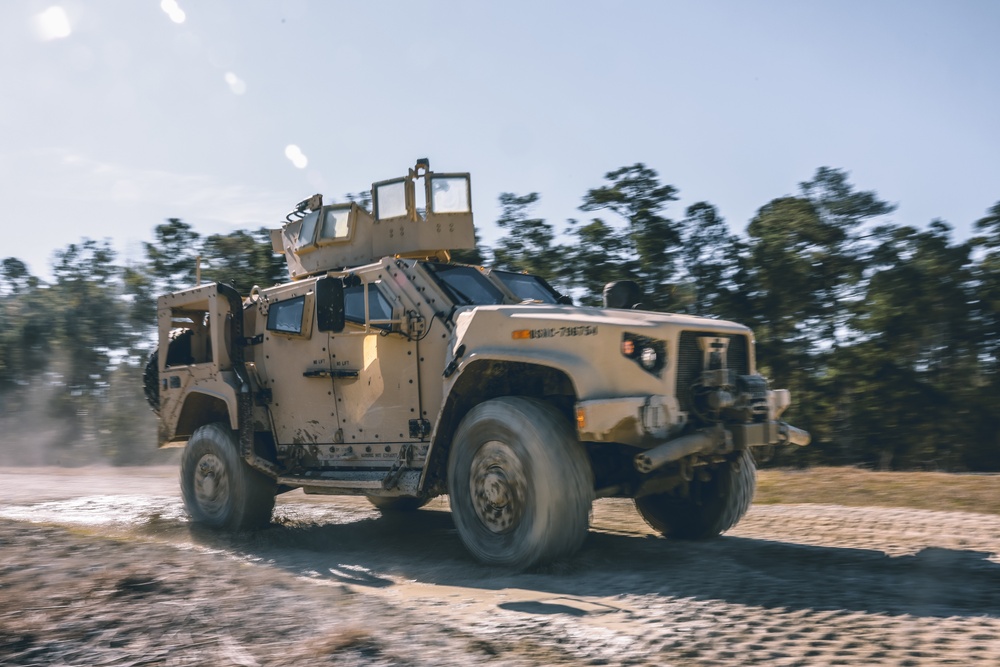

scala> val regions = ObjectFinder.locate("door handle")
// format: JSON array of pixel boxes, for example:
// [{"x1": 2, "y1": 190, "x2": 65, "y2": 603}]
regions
[{"x1": 303, "y1": 369, "x2": 359, "y2": 379}]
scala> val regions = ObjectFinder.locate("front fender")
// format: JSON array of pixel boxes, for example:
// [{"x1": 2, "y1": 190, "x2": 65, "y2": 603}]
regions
[
  {"x1": 159, "y1": 376, "x2": 239, "y2": 445},
  {"x1": 445, "y1": 346, "x2": 585, "y2": 396}
]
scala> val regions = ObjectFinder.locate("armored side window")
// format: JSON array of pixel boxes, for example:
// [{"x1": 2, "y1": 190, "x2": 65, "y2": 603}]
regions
[
  {"x1": 374, "y1": 179, "x2": 408, "y2": 220},
  {"x1": 493, "y1": 270, "x2": 561, "y2": 304},
  {"x1": 429, "y1": 176, "x2": 471, "y2": 214},
  {"x1": 319, "y1": 206, "x2": 352, "y2": 244},
  {"x1": 294, "y1": 210, "x2": 321, "y2": 253},
  {"x1": 267, "y1": 295, "x2": 306, "y2": 334},
  {"x1": 344, "y1": 284, "x2": 393, "y2": 331},
  {"x1": 424, "y1": 263, "x2": 504, "y2": 306}
]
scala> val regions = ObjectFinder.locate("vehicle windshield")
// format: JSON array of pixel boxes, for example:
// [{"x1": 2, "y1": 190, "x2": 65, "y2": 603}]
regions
[
  {"x1": 422, "y1": 263, "x2": 505, "y2": 306},
  {"x1": 493, "y1": 270, "x2": 562, "y2": 304}
]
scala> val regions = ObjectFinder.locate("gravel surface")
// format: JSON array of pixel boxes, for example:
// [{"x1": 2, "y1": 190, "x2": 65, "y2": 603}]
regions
[{"x1": 1, "y1": 466, "x2": 998, "y2": 666}]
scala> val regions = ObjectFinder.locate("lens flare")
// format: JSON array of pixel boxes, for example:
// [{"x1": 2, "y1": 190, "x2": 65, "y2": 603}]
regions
[
  {"x1": 36, "y1": 6, "x2": 72, "y2": 40},
  {"x1": 284, "y1": 145, "x2": 308, "y2": 169},
  {"x1": 160, "y1": 0, "x2": 186, "y2": 24},
  {"x1": 224, "y1": 72, "x2": 247, "y2": 95}
]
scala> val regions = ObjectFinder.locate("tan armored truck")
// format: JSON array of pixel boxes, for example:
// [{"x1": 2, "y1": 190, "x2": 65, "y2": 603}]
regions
[{"x1": 144, "y1": 160, "x2": 810, "y2": 569}]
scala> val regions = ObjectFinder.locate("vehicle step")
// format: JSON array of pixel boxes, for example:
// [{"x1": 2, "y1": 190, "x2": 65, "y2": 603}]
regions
[{"x1": 276, "y1": 469, "x2": 420, "y2": 491}]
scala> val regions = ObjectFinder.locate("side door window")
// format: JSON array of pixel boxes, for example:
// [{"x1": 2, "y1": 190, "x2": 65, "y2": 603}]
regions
[{"x1": 343, "y1": 283, "x2": 394, "y2": 330}]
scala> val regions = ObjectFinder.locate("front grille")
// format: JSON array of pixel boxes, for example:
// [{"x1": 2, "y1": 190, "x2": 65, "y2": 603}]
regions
[{"x1": 675, "y1": 331, "x2": 750, "y2": 412}]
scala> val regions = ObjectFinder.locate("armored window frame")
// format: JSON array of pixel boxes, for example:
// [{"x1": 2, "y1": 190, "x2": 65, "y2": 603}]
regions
[
  {"x1": 426, "y1": 174, "x2": 472, "y2": 215},
  {"x1": 266, "y1": 291, "x2": 314, "y2": 339},
  {"x1": 372, "y1": 177, "x2": 412, "y2": 221},
  {"x1": 423, "y1": 263, "x2": 505, "y2": 306},
  {"x1": 491, "y1": 270, "x2": 562, "y2": 304},
  {"x1": 266, "y1": 295, "x2": 306, "y2": 335},
  {"x1": 293, "y1": 210, "x2": 321, "y2": 254},
  {"x1": 317, "y1": 204, "x2": 355, "y2": 246},
  {"x1": 343, "y1": 282, "x2": 396, "y2": 332}
]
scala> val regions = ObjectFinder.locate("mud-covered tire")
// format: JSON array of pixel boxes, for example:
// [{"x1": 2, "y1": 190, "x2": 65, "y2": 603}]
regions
[
  {"x1": 143, "y1": 329, "x2": 195, "y2": 414},
  {"x1": 366, "y1": 496, "x2": 430, "y2": 513},
  {"x1": 634, "y1": 449, "x2": 756, "y2": 539},
  {"x1": 447, "y1": 397, "x2": 594, "y2": 569},
  {"x1": 180, "y1": 422, "x2": 276, "y2": 530}
]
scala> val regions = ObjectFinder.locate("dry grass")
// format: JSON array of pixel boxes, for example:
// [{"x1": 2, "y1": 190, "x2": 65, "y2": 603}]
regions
[{"x1": 756, "y1": 466, "x2": 1000, "y2": 515}]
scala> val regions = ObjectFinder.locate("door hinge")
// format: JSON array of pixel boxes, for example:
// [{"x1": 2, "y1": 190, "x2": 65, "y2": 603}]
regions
[{"x1": 407, "y1": 312, "x2": 426, "y2": 338}]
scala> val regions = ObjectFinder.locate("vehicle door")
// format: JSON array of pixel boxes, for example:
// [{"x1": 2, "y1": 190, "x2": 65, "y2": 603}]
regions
[
  {"x1": 256, "y1": 280, "x2": 343, "y2": 446},
  {"x1": 328, "y1": 280, "x2": 423, "y2": 454}
]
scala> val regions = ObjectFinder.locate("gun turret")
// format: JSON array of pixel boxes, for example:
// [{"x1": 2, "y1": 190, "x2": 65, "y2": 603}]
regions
[{"x1": 270, "y1": 160, "x2": 476, "y2": 280}]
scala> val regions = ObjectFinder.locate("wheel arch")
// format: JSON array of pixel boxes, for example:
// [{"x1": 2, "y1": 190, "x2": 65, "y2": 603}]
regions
[
  {"x1": 420, "y1": 359, "x2": 579, "y2": 493},
  {"x1": 175, "y1": 390, "x2": 236, "y2": 439}
]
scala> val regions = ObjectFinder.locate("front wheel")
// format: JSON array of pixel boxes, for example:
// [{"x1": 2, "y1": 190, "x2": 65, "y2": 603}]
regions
[
  {"x1": 180, "y1": 423, "x2": 276, "y2": 530},
  {"x1": 447, "y1": 397, "x2": 594, "y2": 569},
  {"x1": 634, "y1": 449, "x2": 756, "y2": 539}
]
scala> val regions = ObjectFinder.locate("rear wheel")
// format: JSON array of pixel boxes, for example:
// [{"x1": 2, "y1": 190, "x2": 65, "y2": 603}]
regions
[
  {"x1": 180, "y1": 422, "x2": 276, "y2": 530},
  {"x1": 634, "y1": 449, "x2": 756, "y2": 539},
  {"x1": 447, "y1": 397, "x2": 594, "y2": 569}
]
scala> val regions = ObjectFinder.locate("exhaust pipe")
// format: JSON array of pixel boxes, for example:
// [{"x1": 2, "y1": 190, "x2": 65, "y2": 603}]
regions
[{"x1": 634, "y1": 428, "x2": 729, "y2": 474}]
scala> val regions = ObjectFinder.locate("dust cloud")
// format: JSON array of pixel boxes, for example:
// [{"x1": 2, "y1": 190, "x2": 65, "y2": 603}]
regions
[{"x1": 0, "y1": 371, "x2": 174, "y2": 467}]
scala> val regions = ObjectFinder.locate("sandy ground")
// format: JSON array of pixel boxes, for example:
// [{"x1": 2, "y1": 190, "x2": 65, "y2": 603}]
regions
[{"x1": 1, "y1": 466, "x2": 999, "y2": 666}]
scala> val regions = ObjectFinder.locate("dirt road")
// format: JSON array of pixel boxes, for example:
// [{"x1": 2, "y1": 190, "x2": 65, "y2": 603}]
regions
[{"x1": 1, "y1": 466, "x2": 999, "y2": 666}]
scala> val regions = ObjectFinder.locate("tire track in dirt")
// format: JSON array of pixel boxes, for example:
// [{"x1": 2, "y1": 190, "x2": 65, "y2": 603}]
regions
[{"x1": 1, "y1": 467, "x2": 999, "y2": 665}]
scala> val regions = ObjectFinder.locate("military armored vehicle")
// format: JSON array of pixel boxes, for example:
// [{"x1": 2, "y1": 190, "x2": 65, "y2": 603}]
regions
[{"x1": 145, "y1": 159, "x2": 810, "y2": 569}]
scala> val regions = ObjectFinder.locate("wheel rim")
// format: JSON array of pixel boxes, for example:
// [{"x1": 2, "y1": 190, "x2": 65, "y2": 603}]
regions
[
  {"x1": 470, "y1": 440, "x2": 527, "y2": 534},
  {"x1": 193, "y1": 453, "x2": 230, "y2": 520}
]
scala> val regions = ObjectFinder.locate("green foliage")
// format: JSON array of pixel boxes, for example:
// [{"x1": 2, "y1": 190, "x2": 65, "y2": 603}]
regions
[
  {"x1": 564, "y1": 218, "x2": 632, "y2": 306},
  {"x1": 345, "y1": 190, "x2": 373, "y2": 210},
  {"x1": 199, "y1": 227, "x2": 285, "y2": 294},
  {"x1": 0, "y1": 260, "x2": 50, "y2": 385},
  {"x1": 1, "y1": 258, "x2": 37, "y2": 295},
  {"x1": 144, "y1": 218, "x2": 201, "y2": 292},
  {"x1": 676, "y1": 202, "x2": 745, "y2": 318},
  {"x1": 561, "y1": 164, "x2": 681, "y2": 309},
  {"x1": 450, "y1": 228, "x2": 487, "y2": 265},
  {"x1": 50, "y1": 240, "x2": 134, "y2": 390},
  {"x1": 492, "y1": 193, "x2": 563, "y2": 284},
  {"x1": 0, "y1": 173, "x2": 996, "y2": 471}
]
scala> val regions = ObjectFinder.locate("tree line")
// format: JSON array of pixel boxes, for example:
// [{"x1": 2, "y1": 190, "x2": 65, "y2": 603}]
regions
[{"x1": 1, "y1": 165, "x2": 997, "y2": 469}]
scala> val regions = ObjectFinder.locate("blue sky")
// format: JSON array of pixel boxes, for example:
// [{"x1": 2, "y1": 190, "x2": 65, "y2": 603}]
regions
[{"x1": 2, "y1": 0, "x2": 998, "y2": 279}]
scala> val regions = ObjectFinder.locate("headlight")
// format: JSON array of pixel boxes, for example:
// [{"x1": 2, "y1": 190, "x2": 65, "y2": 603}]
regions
[{"x1": 621, "y1": 333, "x2": 667, "y2": 376}]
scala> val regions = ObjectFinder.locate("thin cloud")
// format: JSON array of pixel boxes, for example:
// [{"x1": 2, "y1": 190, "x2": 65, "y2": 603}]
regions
[
  {"x1": 10, "y1": 149, "x2": 290, "y2": 228},
  {"x1": 0, "y1": 149, "x2": 296, "y2": 278}
]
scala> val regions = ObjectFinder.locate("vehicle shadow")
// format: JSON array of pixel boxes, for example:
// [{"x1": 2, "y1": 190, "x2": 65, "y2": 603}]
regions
[{"x1": 186, "y1": 506, "x2": 1000, "y2": 620}]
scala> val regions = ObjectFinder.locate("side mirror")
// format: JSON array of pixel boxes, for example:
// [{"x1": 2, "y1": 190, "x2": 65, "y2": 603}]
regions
[
  {"x1": 603, "y1": 280, "x2": 643, "y2": 310},
  {"x1": 316, "y1": 276, "x2": 345, "y2": 333}
]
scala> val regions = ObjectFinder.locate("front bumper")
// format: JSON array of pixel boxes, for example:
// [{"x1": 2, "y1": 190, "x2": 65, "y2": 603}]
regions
[
  {"x1": 576, "y1": 395, "x2": 810, "y2": 472},
  {"x1": 633, "y1": 421, "x2": 810, "y2": 473},
  {"x1": 576, "y1": 396, "x2": 675, "y2": 448}
]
